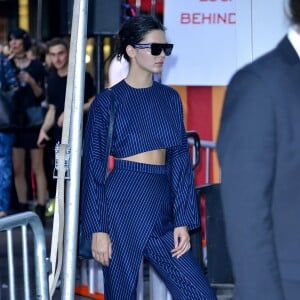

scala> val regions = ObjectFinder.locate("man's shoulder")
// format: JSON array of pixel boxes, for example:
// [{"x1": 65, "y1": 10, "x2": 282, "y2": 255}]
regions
[
  {"x1": 229, "y1": 40, "x2": 285, "y2": 88},
  {"x1": 239, "y1": 36, "x2": 291, "y2": 76}
]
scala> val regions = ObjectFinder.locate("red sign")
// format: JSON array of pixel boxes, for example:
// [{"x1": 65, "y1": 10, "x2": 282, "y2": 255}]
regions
[{"x1": 127, "y1": 0, "x2": 164, "y2": 14}]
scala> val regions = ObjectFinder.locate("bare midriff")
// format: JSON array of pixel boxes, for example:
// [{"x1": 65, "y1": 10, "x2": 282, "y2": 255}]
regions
[{"x1": 116, "y1": 149, "x2": 166, "y2": 165}]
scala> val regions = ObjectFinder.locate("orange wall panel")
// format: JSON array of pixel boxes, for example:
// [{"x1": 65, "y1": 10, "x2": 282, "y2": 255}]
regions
[
  {"x1": 170, "y1": 85, "x2": 225, "y2": 185},
  {"x1": 212, "y1": 86, "x2": 226, "y2": 182}
]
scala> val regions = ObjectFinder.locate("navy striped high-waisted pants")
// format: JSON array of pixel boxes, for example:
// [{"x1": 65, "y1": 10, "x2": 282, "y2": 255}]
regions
[{"x1": 103, "y1": 160, "x2": 216, "y2": 300}]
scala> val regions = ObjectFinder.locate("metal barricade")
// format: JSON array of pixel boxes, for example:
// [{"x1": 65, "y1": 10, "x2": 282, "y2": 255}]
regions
[
  {"x1": 0, "y1": 212, "x2": 49, "y2": 300},
  {"x1": 199, "y1": 139, "x2": 217, "y2": 184},
  {"x1": 194, "y1": 139, "x2": 234, "y2": 298}
]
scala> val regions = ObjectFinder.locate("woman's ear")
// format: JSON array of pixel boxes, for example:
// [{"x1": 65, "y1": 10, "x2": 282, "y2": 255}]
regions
[{"x1": 126, "y1": 45, "x2": 136, "y2": 59}]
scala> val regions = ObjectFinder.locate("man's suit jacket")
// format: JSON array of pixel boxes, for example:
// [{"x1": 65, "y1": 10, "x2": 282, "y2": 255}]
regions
[{"x1": 217, "y1": 36, "x2": 300, "y2": 300}]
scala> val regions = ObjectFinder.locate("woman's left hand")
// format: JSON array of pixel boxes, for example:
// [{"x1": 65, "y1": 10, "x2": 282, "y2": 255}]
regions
[{"x1": 171, "y1": 226, "x2": 191, "y2": 259}]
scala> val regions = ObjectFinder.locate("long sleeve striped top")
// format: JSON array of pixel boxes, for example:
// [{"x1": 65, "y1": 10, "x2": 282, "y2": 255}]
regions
[{"x1": 81, "y1": 79, "x2": 199, "y2": 238}]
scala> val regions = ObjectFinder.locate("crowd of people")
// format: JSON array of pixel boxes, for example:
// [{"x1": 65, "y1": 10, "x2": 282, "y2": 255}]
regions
[{"x1": 0, "y1": 29, "x2": 96, "y2": 225}]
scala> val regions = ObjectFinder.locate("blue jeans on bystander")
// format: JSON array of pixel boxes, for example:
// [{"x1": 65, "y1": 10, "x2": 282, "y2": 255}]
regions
[{"x1": 0, "y1": 132, "x2": 14, "y2": 215}]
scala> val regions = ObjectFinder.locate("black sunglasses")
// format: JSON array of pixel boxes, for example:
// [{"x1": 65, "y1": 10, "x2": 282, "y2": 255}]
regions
[{"x1": 134, "y1": 43, "x2": 174, "y2": 56}]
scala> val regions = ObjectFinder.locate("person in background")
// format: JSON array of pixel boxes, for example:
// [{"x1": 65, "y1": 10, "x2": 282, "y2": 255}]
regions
[
  {"x1": 37, "y1": 37, "x2": 95, "y2": 147},
  {"x1": 7, "y1": 28, "x2": 48, "y2": 224},
  {"x1": 27, "y1": 40, "x2": 54, "y2": 206},
  {"x1": 217, "y1": 0, "x2": 300, "y2": 299},
  {"x1": 26, "y1": 41, "x2": 49, "y2": 115},
  {"x1": 81, "y1": 15, "x2": 217, "y2": 299},
  {"x1": 27, "y1": 40, "x2": 46, "y2": 62},
  {"x1": 37, "y1": 38, "x2": 95, "y2": 214},
  {"x1": 43, "y1": 47, "x2": 54, "y2": 75},
  {"x1": 0, "y1": 44, "x2": 18, "y2": 217},
  {"x1": 107, "y1": 54, "x2": 129, "y2": 88}
]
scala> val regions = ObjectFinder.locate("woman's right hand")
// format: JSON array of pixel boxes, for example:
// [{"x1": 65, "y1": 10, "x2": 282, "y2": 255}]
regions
[
  {"x1": 37, "y1": 129, "x2": 50, "y2": 148},
  {"x1": 92, "y1": 232, "x2": 112, "y2": 266}
]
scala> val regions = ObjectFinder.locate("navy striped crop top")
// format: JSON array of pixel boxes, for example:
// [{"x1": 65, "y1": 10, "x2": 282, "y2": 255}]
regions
[
  {"x1": 81, "y1": 79, "x2": 199, "y2": 236},
  {"x1": 106, "y1": 80, "x2": 182, "y2": 157}
]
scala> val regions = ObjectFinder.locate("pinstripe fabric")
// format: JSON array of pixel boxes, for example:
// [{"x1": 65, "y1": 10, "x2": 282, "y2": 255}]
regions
[
  {"x1": 81, "y1": 80, "x2": 216, "y2": 299},
  {"x1": 81, "y1": 80, "x2": 199, "y2": 237},
  {"x1": 144, "y1": 231, "x2": 216, "y2": 300},
  {"x1": 102, "y1": 160, "x2": 171, "y2": 299},
  {"x1": 102, "y1": 160, "x2": 216, "y2": 299}
]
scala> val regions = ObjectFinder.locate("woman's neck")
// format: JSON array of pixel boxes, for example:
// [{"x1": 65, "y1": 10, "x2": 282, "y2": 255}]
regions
[
  {"x1": 125, "y1": 70, "x2": 153, "y2": 88},
  {"x1": 14, "y1": 55, "x2": 30, "y2": 69},
  {"x1": 15, "y1": 53, "x2": 27, "y2": 59}
]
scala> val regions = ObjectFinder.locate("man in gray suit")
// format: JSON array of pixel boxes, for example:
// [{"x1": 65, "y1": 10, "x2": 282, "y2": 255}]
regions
[{"x1": 217, "y1": 1, "x2": 300, "y2": 299}]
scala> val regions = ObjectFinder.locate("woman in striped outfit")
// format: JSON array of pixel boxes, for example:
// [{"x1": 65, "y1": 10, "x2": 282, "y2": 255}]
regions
[{"x1": 81, "y1": 15, "x2": 216, "y2": 300}]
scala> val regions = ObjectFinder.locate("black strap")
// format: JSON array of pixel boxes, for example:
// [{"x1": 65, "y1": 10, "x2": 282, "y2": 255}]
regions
[{"x1": 105, "y1": 88, "x2": 116, "y2": 180}]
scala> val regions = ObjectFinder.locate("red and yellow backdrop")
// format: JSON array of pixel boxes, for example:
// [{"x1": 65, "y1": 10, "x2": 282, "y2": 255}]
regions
[{"x1": 173, "y1": 86, "x2": 225, "y2": 186}]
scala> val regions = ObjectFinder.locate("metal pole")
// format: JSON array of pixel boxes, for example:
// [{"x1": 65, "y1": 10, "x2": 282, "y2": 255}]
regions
[
  {"x1": 135, "y1": 0, "x2": 141, "y2": 16},
  {"x1": 151, "y1": 0, "x2": 156, "y2": 16},
  {"x1": 61, "y1": 0, "x2": 88, "y2": 299},
  {"x1": 36, "y1": 0, "x2": 43, "y2": 41},
  {"x1": 95, "y1": 35, "x2": 103, "y2": 93}
]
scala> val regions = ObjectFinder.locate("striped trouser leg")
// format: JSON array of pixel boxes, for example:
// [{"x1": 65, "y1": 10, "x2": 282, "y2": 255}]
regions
[
  {"x1": 102, "y1": 160, "x2": 170, "y2": 300},
  {"x1": 102, "y1": 255, "x2": 141, "y2": 300},
  {"x1": 143, "y1": 231, "x2": 217, "y2": 300}
]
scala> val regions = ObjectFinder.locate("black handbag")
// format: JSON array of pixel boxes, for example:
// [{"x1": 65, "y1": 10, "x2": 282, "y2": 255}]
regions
[
  {"x1": 25, "y1": 105, "x2": 46, "y2": 128},
  {"x1": 78, "y1": 89, "x2": 116, "y2": 259},
  {"x1": 0, "y1": 88, "x2": 18, "y2": 130}
]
